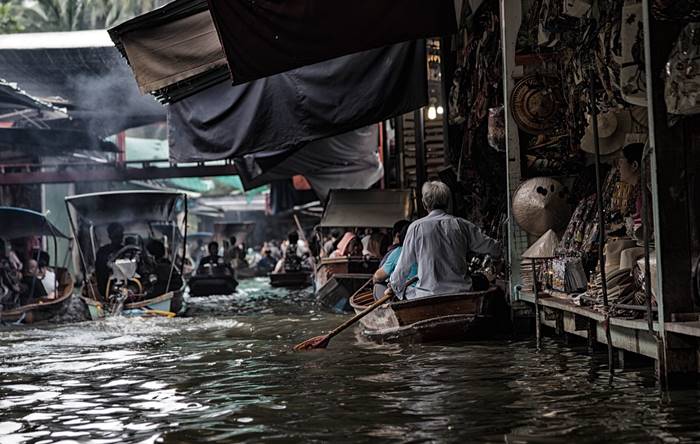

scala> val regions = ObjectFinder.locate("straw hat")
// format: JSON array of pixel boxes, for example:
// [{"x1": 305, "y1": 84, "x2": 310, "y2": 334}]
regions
[
  {"x1": 522, "y1": 229, "x2": 560, "y2": 259},
  {"x1": 512, "y1": 177, "x2": 571, "y2": 236},
  {"x1": 604, "y1": 238, "x2": 638, "y2": 274},
  {"x1": 510, "y1": 75, "x2": 562, "y2": 135},
  {"x1": 580, "y1": 110, "x2": 631, "y2": 155}
]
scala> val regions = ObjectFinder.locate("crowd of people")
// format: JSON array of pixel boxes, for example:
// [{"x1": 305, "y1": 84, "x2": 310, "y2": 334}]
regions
[{"x1": 0, "y1": 238, "x2": 59, "y2": 309}]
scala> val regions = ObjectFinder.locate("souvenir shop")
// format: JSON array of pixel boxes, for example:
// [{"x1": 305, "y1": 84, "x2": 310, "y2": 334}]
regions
[{"x1": 486, "y1": 0, "x2": 700, "y2": 381}]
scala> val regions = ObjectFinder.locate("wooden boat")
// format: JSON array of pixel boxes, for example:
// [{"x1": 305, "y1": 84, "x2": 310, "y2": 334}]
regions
[
  {"x1": 235, "y1": 266, "x2": 266, "y2": 279},
  {"x1": 188, "y1": 272, "x2": 239, "y2": 297},
  {"x1": 269, "y1": 270, "x2": 312, "y2": 288},
  {"x1": 66, "y1": 191, "x2": 190, "y2": 319},
  {"x1": 315, "y1": 189, "x2": 414, "y2": 313},
  {"x1": 315, "y1": 257, "x2": 377, "y2": 312},
  {"x1": 0, "y1": 268, "x2": 76, "y2": 324},
  {"x1": 0, "y1": 207, "x2": 79, "y2": 325},
  {"x1": 349, "y1": 286, "x2": 504, "y2": 343}
]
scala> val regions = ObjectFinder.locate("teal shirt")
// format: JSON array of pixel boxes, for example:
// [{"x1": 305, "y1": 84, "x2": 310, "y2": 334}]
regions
[{"x1": 382, "y1": 246, "x2": 417, "y2": 282}]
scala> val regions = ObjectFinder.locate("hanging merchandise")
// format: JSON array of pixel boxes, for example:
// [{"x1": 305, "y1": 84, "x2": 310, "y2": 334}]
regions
[
  {"x1": 620, "y1": 0, "x2": 648, "y2": 106},
  {"x1": 665, "y1": 23, "x2": 700, "y2": 115},
  {"x1": 563, "y1": 0, "x2": 593, "y2": 18},
  {"x1": 487, "y1": 106, "x2": 506, "y2": 152},
  {"x1": 512, "y1": 177, "x2": 572, "y2": 236},
  {"x1": 511, "y1": 75, "x2": 564, "y2": 135},
  {"x1": 653, "y1": 0, "x2": 700, "y2": 22},
  {"x1": 580, "y1": 108, "x2": 633, "y2": 155}
]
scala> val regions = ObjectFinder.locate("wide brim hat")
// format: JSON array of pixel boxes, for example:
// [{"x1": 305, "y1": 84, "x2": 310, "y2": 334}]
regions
[
  {"x1": 512, "y1": 177, "x2": 572, "y2": 236},
  {"x1": 581, "y1": 107, "x2": 647, "y2": 155},
  {"x1": 603, "y1": 238, "x2": 638, "y2": 274},
  {"x1": 522, "y1": 229, "x2": 560, "y2": 259}
]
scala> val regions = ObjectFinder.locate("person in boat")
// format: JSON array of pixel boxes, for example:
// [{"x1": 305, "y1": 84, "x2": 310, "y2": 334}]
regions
[
  {"x1": 19, "y1": 258, "x2": 47, "y2": 305},
  {"x1": 274, "y1": 231, "x2": 304, "y2": 273},
  {"x1": 224, "y1": 236, "x2": 240, "y2": 268},
  {"x1": 198, "y1": 241, "x2": 230, "y2": 275},
  {"x1": 0, "y1": 239, "x2": 21, "y2": 308},
  {"x1": 373, "y1": 223, "x2": 418, "y2": 300},
  {"x1": 95, "y1": 222, "x2": 125, "y2": 298},
  {"x1": 145, "y1": 239, "x2": 183, "y2": 297},
  {"x1": 389, "y1": 180, "x2": 502, "y2": 300},
  {"x1": 34, "y1": 250, "x2": 56, "y2": 299},
  {"x1": 256, "y1": 249, "x2": 277, "y2": 274},
  {"x1": 329, "y1": 232, "x2": 363, "y2": 258},
  {"x1": 380, "y1": 220, "x2": 410, "y2": 266},
  {"x1": 322, "y1": 230, "x2": 340, "y2": 258}
]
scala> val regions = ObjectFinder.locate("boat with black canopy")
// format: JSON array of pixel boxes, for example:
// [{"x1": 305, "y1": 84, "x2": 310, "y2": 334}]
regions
[
  {"x1": 65, "y1": 191, "x2": 188, "y2": 319},
  {"x1": 0, "y1": 207, "x2": 75, "y2": 324},
  {"x1": 315, "y1": 189, "x2": 413, "y2": 313}
]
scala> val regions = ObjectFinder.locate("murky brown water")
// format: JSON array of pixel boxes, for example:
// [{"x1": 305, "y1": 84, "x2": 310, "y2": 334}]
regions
[{"x1": 2, "y1": 277, "x2": 700, "y2": 443}]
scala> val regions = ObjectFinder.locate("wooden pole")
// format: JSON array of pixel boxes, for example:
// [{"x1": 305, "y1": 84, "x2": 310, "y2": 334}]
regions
[
  {"x1": 588, "y1": 69, "x2": 614, "y2": 374},
  {"x1": 533, "y1": 259, "x2": 541, "y2": 350}
]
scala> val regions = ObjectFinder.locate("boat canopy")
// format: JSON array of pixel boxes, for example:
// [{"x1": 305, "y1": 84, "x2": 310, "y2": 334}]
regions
[
  {"x1": 319, "y1": 190, "x2": 414, "y2": 229},
  {"x1": 0, "y1": 207, "x2": 69, "y2": 239},
  {"x1": 65, "y1": 191, "x2": 185, "y2": 227}
]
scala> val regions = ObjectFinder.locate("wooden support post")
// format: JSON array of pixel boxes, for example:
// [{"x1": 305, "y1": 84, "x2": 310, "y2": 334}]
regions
[
  {"x1": 587, "y1": 320, "x2": 598, "y2": 354},
  {"x1": 642, "y1": 0, "x2": 698, "y2": 384}
]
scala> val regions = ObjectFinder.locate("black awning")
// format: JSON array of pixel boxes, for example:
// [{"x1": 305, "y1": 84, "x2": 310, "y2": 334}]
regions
[
  {"x1": 0, "y1": 207, "x2": 70, "y2": 239},
  {"x1": 319, "y1": 189, "x2": 415, "y2": 229},
  {"x1": 207, "y1": 0, "x2": 457, "y2": 84}
]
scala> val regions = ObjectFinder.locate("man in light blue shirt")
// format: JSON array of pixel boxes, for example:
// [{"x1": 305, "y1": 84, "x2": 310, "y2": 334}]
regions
[{"x1": 389, "y1": 181, "x2": 502, "y2": 299}]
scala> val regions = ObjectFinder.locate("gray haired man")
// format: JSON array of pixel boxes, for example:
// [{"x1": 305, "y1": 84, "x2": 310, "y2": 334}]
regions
[{"x1": 389, "y1": 180, "x2": 502, "y2": 299}]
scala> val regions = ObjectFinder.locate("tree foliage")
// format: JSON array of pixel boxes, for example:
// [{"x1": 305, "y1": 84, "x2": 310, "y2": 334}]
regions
[{"x1": 4, "y1": 0, "x2": 168, "y2": 33}]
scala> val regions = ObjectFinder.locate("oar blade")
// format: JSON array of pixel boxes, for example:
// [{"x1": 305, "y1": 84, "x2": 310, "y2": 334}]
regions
[{"x1": 293, "y1": 335, "x2": 330, "y2": 351}]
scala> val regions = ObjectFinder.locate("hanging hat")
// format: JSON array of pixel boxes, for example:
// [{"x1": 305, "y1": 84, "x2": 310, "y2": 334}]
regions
[
  {"x1": 512, "y1": 177, "x2": 572, "y2": 236},
  {"x1": 522, "y1": 229, "x2": 560, "y2": 259},
  {"x1": 580, "y1": 109, "x2": 632, "y2": 155},
  {"x1": 603, "y1": 238, "x2": 638, "y2": 274},
  {"x1": 510, "y1": 75, "x2": 562, "y2": 135}
]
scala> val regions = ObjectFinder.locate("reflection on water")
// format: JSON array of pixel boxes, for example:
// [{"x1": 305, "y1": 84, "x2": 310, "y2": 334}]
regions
[{"x1": 1, "y1": 278, "x2": 700, "y2": 443}]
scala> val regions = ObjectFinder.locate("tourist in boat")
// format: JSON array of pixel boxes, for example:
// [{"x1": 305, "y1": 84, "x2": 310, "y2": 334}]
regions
[
  {"x1": 372, "y1": 223, "x2": 417, "y2": 299},
  {"x1": 224, "y1": 236, "x2": 240, "y2": 267},
  {"x1": 274, "y1": 231, "x2": 304, "y2": 273},
  {"x1": 256, "y1": 249, "x2": 276, "y2": 274},
  {"x1": 145, "y1": 239, "x2": 183, "y2": 297},
  {"x1": 0, "y1": 239, "x2": 21, "y2": 308},
  {"x1": 95, "y1": 222, "x2": 125, "y2": 298},
  {"x1": 35, "y1": 250, "x2": 56, "y2": 299},
  {"x1": 322, "y1": 230, "x2": 340, "y2": 258},
  {"x1": 19, "y1": 258, "x2": 47, "y2": 305},
  {"x1": 330, "y1": 232, "x2": 362, "y2": 258},
  {"x1": 380, "y1": 220, "x2": 410, "y2": 266},
  {"x1": 198, "y1": 241, "x2": 228, "y2": 274},
  {"x1": 389, "y1": 181, "x2": 502, "y2": 299}
]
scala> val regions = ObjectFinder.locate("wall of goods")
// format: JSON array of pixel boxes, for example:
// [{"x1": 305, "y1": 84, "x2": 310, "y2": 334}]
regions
[
  {"x1": 503, "y1": 0, "x2": 700, "y2": 318},
  {"x1": 446, "y1": 1, "x2": 508, "y2": 241}
]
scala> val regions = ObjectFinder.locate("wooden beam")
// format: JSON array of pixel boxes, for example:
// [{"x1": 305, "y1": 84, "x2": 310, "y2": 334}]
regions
[{"x1": 0, "y1": 163, "x2": 238, "y2": 185}]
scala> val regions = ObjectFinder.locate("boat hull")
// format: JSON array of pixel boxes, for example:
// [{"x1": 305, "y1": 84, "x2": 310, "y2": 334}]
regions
[
  {"x1": 350, "y1": 286, "x2": 505, "y2": 343},
  {"x1": 269, "y1": 271, "x2": 311, "y2": 288},
  {"x1": 188, "y1": 275, "x2": 239, "y2": 297},
  {"x1": 81, "y1": 290, "x2": 185, "y2": 320},
  {"x1": 0, "y1": 269, "x2": 76, "y2": 325}
]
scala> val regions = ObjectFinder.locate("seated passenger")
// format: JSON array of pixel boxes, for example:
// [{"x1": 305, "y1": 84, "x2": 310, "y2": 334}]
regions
[
  {"x1": 372, "y1": 224, "x2": 417, "y2": 300},
  {"x1": 35, "y1": 250, "x2": 56, "y2": 299},
  {"x1": 257, "y1": 249, "x2": 276, "y2": 273},
  {"x1": 0, "y1": 239, "x2": 21, "y2": 308},
  {"x1": 330, "y1": 232, "x2": 362, "y2": 258},
  {"x1": 198, "y1": 241, "x2": 229, "y2": 275},
  {"x1": 274, "y1": 232, "x2": 303, "y2": 273},
  {"x1": 95, "y1": 222, "x2": 125, "y2": 298},
  {"x1": 380, "y1": 220, "x2": 410, "y2": 266},
  {"x1": 389, "y1": 181, "x2": 502, "y2": 300},
  {"x1": 20, "y1": 259, "x2": 47, "y2": 305},
  {"x1": 146, "y1": 239, "x2": 183, "y2": 296}
]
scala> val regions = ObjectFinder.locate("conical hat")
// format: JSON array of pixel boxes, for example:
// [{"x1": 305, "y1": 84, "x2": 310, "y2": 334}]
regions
[
  {"x1": 512, "y1": 177, "x2": 572, "y2": 236},
  {"x1": 522, "y1": 229, "x2": 560, "y2": 259}
]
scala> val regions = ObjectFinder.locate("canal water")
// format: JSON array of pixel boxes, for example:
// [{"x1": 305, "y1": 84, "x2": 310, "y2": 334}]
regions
[{"x1": 2, "y1": 278, "x2": 700, "y2": 443}]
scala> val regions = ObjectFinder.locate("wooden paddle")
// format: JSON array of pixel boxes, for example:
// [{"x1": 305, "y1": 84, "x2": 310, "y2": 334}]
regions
[{"x1": 294, "y1": 276, "x2": 418, "y2": 351}]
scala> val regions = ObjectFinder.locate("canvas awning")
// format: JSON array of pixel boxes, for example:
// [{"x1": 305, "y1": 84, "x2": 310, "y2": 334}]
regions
[
  {"x1": 319, "y1": 190, "x2": 414, "y2": 229},
  {"x1": 0, "y1": 207, "x2": 70, "y2": 239},
  {"x1": 109, "y1": 0, "x2": 229, "y2": 103},
  {"x1": 168, "y1": 40, "x2": 427, "y2": 161},
  {"x1": 65, "y1": 191, "x2": 186, "y2": 226},
  {"x1": 207, "y1": 0, "x2": 457, "y2": 84}
]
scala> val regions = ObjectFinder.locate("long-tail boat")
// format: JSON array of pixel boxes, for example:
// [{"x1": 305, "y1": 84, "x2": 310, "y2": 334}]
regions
[
  {"x1": 0, "y1": 207, "x2": 76, "y2": 324},
  {"x1": 66, "y1": 191, "x2": 188, "y2": 319}
]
